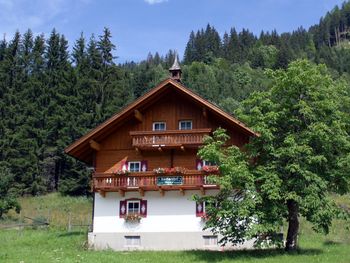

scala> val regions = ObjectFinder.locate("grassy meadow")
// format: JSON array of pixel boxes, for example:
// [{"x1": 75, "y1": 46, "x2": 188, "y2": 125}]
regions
[{"x1": 0, "y1": 193, "x2": 349, "y2": 263}]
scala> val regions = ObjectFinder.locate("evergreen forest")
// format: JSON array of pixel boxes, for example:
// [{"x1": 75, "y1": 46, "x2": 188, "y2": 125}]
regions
[{"x1": 1, "y1": 1, "x2": 350, "y2": 197}]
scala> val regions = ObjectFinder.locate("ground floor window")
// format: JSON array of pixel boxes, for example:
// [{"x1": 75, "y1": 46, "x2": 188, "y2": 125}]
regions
[
  {"x1": 203, "y1": 235, "x2": 218, "y2": 246},
  {"x1": 127, "y1": 200, "x2": 140, "y2": 214},
  {"x1": 125, "y1": 236, "x2": 141, "y2": 246},
  {"x1": 120, "y1": 199, "x2": 147, "y2": 218}
]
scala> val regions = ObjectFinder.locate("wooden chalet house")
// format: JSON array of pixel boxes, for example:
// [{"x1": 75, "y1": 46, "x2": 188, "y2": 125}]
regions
[{"x1": 65, "y1": 58, "x2": 257, "y2": 250}]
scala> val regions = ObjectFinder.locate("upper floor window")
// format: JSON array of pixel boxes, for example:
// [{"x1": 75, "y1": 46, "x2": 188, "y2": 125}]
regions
[
  {"x1": 153, "y1": 122, "x2": 166, "y2": 131},
  {"x1": 203, "y1": 160, "x2": 215, "y2": 166},
  {"x1": 179, "y1": 120, "x2": 192, "y2": 130},
  {"x1": 128, "y1": 161, "x2": 141, "y2": 172}
]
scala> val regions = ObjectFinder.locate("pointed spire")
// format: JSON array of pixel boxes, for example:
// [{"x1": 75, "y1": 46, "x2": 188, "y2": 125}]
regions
[{"x1": 169, "y1": 52, "x2": 182, "y2": 82}]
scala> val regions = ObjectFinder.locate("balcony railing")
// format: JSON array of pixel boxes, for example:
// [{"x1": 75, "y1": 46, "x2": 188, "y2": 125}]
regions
[
  {"x1": 92, "y1": 170, "x2": 219, "y2": 192},
  {"x1": 129, "y1": 129, "x2": 211, "y2": 149}
]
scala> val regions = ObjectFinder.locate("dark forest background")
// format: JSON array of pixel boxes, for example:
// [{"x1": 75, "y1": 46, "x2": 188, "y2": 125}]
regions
[{"x1": 1, "y1": 1, "x2": 350, "y2": 196}]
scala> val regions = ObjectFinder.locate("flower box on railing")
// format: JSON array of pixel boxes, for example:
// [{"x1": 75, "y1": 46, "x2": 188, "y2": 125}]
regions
[
  {"x1": 113, "y1": 170, "x2": 130, "y2": 176},
  {"x1": 153, "y1": 167, "x2": 187, "y2": 175},
  {"x1": 124, "y1": 213, "x2": 142, "y2": 223},
  {"x1": 201, "y1": 213, "x2": 209, "y2": 222},
  {"x1": 202, "y1": 165, "x2": 219, "y2": 174}
]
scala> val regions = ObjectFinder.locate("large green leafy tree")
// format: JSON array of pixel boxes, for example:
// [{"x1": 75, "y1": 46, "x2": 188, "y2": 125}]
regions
[{"x1": 199, "y1": 60, "x2": 350, "y2": 251}]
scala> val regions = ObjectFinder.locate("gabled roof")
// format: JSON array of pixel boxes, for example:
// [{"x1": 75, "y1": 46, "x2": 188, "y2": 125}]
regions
[{"x1": 65, "y1": 78, "x2": 258, "y2": 164}]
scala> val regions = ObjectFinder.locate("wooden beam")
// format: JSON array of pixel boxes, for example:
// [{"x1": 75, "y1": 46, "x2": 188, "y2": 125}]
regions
[
  {"x1": 159, "y1": 188, "x2": 164, "y2": 197},
  {"x1": 99, "y1": 191, "x2": 106, "y2": 198},
  {"x1": 139, "y1": 188, "x2": 144, "y2": 197},
  {"x1": 179, "y1": 188, "x2": 185, "y2": 196},
  {"x1": 134, "y1": 110, "x2": 143, "y2": 122},
  {"x1": 135, "y1": 147, "x2": 141, "y2": 154},
  {"x1": 89, "y1": 140, "x2": 101, "y2": 151},
  {"x1": 202, "y1": 107, "x2": 207, "y2": 118},
  {"x1": 119, "y1": 189, "x2": 125, "y2": 197},
  {"x1": 180, "y1": 145, "x2": 185, "y2": 152}
]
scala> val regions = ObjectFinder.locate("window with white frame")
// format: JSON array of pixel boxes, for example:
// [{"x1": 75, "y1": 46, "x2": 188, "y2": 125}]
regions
[
  {"x1": 203, "y1": 201, "x2": 217, "y2": 213},
  {"x1": 203, "y1": 160, "x2": 215, "y2": 166},
  {"x1": 128, "y1": 161, "x2": 141, "y2": 172},
  {"x1": 125, "y1": 236, "x2": 141, "y2": 246},
  {"x1": 203, "y1": 235, "x2": 218, "y2": 246},
  {"x1": 153, "y1": 122, "x2": 166, "y2": 131},
  {"x1": 179, "y1": 120, "x2": 192, "y2": 130},
  {"x1": 127, "y1": 200, "x2": 140, "y2": 214}
]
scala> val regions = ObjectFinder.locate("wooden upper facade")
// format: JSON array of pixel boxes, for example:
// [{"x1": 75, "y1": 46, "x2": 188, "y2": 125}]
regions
[{"x1": 65, "y1": 78, "x2": 257, "y2": 196}]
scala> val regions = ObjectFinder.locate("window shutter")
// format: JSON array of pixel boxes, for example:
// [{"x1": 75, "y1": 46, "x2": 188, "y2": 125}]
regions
[
  {"x1": 140, "y1": 200, "x2": 147, "y2": 217},
  {"x1": 141, "y1": 160, "x2": 148, "y2": 172},
  {"x1": 119, "y1": 200, "x2": 127, "y2": 218},
  {"x1": 196, "y1": 159, "x2": 203, "y2": 171},
  {"x1": 196, "y1": 201, "x2": 204, "y2": 217},
  {"x1": 123, "y1": 161, "x2": 129, "y2": 171}
]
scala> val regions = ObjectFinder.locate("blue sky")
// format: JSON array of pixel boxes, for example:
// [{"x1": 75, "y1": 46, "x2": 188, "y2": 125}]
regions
[{"x1": 0, "y1": 0, "x2": 345, "y2": 62}]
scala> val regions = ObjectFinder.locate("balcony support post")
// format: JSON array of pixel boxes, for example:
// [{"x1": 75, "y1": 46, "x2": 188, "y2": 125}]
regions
[
  {"x1": 159, "y1": 188, "x2": 165, "y2": 196},
  {"x1": 134, "y1": 110, "x2": 143, "y2": 122},
  {"x1": 138, "y1": 188, "x2": 144, "y2": 197},
  {"x1": 202, "y1": 107, "x2": 207, "y2": 118},
  {"x1": 89, "y1": 140, "x2": 101, "y2": 151},
  {"x1": 179, "y1": 188, "x2": 185, "y2": 196},
  {"x1": 200, "y1": 187, "x2": 206, "y2": 196},
  {"x1": 119, "y1": 189, "x2": 125, "y2": 197}
]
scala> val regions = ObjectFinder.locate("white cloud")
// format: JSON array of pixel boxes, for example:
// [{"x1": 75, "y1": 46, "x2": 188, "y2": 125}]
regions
[{"x1": 144, "y1": 0, "x2": 168, "y2": 5}]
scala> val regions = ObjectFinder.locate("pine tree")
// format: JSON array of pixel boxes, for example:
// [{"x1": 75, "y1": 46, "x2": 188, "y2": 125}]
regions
[{"x1": 184, "y1": 31, "x2": 197, "y2": 64}]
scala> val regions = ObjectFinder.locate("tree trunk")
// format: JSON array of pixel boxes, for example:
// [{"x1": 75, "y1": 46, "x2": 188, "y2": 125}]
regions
[{"x1": 285, "y1": 200, "x2": 299, "y2": 251}]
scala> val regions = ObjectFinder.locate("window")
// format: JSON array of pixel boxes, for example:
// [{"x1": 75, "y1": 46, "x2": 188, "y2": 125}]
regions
[
  {"x1": 125, "y1": 236, "x2": 141, "y2": 247},
  {"x1": 153, "y1": 122, "x2": 166, "y2": 131},
  {"x1": 127, "y1": 200, "x2": 140, "y2": 214},
  {"x1": 128, "y1": 161, "x2": 141, "y2": 172},
  {"x1": 203, "y1": 160, "x2": 215, "y2": 166},
  {"x1": 203, "y1": 235, "x2": 218, "y2": 246},
  {"x1": 196, "y1": 160, "x2": 217, "y2": 171},
  {"x1": 120, "y1": 199, "x2": 147, "y2": 218},
  {"x1": 179, "y1": 120, "x2": 192, "y2": 130},
  {"x1": 196, "y1": 201, "x2": 217, "y2": 216}
]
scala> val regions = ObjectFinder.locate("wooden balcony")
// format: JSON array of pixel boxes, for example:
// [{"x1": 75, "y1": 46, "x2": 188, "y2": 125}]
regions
[
  {"x1": 92, "y1": 170, "x2": 219, "y2": 196},
  {"x1": 129, "y1": 129, "x2": 211, "y2": 150}
]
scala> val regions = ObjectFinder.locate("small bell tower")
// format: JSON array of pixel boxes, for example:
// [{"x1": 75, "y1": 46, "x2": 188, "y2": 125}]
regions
[{"x1": 169, "y1": 55, "x2": 182, "y2": 82}]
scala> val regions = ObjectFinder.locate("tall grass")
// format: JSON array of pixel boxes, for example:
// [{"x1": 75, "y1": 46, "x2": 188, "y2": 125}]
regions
[{"x1": 3, "y1": 193, "x2": 92, "y2": 228}]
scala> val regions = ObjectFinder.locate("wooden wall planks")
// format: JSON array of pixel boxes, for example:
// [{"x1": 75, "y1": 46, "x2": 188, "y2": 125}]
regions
[{"x1": 95, "y1": 89, "x2": 249, "y2": 173}]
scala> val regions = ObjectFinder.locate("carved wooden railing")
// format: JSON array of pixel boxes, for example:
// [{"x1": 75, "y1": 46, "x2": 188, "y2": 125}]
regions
[
  {"x1": 92, "y1": 170, "x2": 218, "y2": 191},
  {"x1": 130, "y1": 129, "x2": 211, "y2": 148}
]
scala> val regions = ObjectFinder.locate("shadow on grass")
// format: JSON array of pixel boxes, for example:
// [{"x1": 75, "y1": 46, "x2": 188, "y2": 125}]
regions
[
  {"x1": 323, "y1": 240, "x2": 342, "y2": 246},
  {"x1": 58, "y1": 231, "x2": 86, "y2": 237},
  {"x1": 183, "y1": 248, "x2": 323, "y2": 262}
]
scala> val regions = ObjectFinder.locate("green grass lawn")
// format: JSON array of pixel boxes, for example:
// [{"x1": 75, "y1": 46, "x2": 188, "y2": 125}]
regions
[
  {"x1": 0, "y1": 228, "x2": 349, "y2": 263},
  {"x1": 0, "y1": 193, "x2": 349, "y2": 263}
]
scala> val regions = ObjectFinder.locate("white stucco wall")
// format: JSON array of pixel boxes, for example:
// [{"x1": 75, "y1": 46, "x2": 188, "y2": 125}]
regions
[{"x1": 93, "y1": 190, "x2": 219, "y2": 233}]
